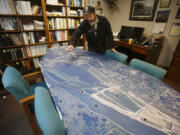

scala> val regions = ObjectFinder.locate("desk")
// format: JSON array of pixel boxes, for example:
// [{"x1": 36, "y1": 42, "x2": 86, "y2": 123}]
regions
[
  {"x1": 40, "y1": 46, "x2": 180, "y2": 135},
  {"x1": 114, "y1": 40, "x2": 162, "y2": 64}
]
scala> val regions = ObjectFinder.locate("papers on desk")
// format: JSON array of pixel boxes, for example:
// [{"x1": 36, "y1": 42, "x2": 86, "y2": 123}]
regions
[{"x1": 152, "y1": 23, "x2": 166, "y2": 34}]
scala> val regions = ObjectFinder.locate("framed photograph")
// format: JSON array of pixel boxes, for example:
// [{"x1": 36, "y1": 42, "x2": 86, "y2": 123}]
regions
[
  {"x1": 129, "y1": 0, "x2": 158, "y2": 21},
  {"x1": 176, "y1": 8, "x2": 180, "y2": 19},
  {"x1": 160, "y1": 0, "x2": 171, "y2": 8},
  {"x1": 156, "y1": 10, "x2": 170, "y2": 22},
  {"x1": 169, "y1": 23, "x2": 180, "y2": 36},
  {"x1": 177, "y1": 0, "x2": 180, "y2": 5}
]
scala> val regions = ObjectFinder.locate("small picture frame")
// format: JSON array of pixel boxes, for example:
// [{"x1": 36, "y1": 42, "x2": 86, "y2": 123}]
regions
[
  {"x1": 169, "y1": 23, "x2": 180, "y2": 36},
  {"x1": 160, "y1": 0, "x2": 171, "y2": 8},
  {"x1": 156, "y1": 10, "x2": 170, "y2": 22},
  {"x1": 177, "y1": 0, "x2": 180, "y2": 5},
  {"x1": 176, "y1": 8, "x2": 180, "y2": 19}
]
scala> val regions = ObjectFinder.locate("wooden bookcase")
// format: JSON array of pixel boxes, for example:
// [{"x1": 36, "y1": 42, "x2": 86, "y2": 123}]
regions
[{"x1": 0, "y1": 0, "x2": 86, "y2": 76}]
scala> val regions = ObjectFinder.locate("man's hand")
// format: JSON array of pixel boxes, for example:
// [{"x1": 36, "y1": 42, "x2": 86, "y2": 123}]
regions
[
  {"x1": 111, "y1": 48, "x2": 118, "y2": 53},
  {"x1": 66, "y1": 45, "x2": 74, "y2": 52}
]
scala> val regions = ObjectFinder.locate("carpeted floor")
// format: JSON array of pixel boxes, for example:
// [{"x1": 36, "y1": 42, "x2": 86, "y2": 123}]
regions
[{"x1": 0, "y1": 94, "x2": 33, "y2": 135}]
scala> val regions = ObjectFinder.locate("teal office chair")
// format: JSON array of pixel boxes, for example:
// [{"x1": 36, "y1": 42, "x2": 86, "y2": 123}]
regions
[
  {"x1": 2, "y1": 66, "x2": 48, "y2": 135},
  {"x1": 129, "y1": 58, "x2": 167, "y2": 80},
  {"x1": 105, "y1": 50, "x2": 128, "y2": 64},
  {"x1": 35, "y1": 86, "x2": 66, "y2": 135}
]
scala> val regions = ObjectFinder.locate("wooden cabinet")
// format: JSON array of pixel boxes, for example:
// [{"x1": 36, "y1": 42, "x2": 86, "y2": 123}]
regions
[{"x1": 114, "y1": 40, "x2": 162, "y2": 64}]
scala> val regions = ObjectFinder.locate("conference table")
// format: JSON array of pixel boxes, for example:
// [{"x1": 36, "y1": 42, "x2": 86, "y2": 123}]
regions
[{"x1": 40, "y1": 46, "x2": 180, "y2": 135}]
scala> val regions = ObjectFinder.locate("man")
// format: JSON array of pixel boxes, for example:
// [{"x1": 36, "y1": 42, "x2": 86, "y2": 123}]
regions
[{"x1": 66, "y1": 6, "x2": 116, "y2": 54}]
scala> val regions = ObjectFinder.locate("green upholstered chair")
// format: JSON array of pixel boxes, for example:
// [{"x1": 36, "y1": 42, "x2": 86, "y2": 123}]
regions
[
  {"x1": 2, "y1": 66, "x2": 48, "y2": 135},
  {"x1": 105, "y1": 50, "x2": 128, "y2": 64},
  {"x1": 35, "y1": 86, "x2": 66, "y2": 135},
  {"x1": 129, "y1": 58, "x2": 167, "y2": 80}
]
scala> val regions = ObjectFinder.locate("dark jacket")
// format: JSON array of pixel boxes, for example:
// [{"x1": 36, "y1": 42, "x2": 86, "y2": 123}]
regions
[{"x1": 70, "y1": 15, "x2": 114, "y2": 54}]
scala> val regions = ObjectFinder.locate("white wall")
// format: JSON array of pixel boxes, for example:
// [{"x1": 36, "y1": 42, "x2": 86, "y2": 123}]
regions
[{"x1": 101, "y1": 0, "x2": 180, "y2": 67}]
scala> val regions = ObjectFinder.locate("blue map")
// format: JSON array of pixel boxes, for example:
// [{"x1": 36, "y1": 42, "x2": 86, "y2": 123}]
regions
[{"x1": 40, "y1": 46, "x2": 180, "y2": 135}]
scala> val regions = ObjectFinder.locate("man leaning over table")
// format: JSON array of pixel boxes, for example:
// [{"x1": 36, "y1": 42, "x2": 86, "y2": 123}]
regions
[{"x1": 66, "y1": 6, "x2": 117, "y2": 54}]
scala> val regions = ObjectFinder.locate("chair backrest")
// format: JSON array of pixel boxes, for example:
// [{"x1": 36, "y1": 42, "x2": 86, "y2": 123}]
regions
[
  {"x1": 35, "y1": 86, "x2": 66, "y2": 135},
  {"x1": 105, "y1": 50, "x2": 128, "y2": 64},
  {"x1": 129, "y1": 58, "x2": 167, "y2": 80},
  {"x1": 2, "y1": 66, "x2": 30, "y2": 101}
]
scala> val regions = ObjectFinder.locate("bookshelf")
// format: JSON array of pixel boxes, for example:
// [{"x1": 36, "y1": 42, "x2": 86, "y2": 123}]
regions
[{"x1": 0, "y1": 0, "x2": 86, "y2": 77}]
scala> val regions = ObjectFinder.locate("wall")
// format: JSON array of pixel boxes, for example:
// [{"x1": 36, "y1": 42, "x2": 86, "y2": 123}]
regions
[{"x1": 101, "y1": 0, "x2": 180, "y2": 67}]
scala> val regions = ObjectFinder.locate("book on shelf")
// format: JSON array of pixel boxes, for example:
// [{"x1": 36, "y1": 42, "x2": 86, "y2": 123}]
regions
[
  {"x1": 0, "y1": 34, "x2": 23, "y2": 46},
  {"x1": 0, "y1": 0, "x2": 16, "y2": 14},
  {"x1": 67, "y1": 0, "x2": 85, "y2": 7},
  {"x1": 0, "y1": 17, "x2": 17, "y2": 30},
  {"x1": 15, "y1": 1, "x2": 32, "y2": 15},
  {"x1": 0, "y1": 47, "x2": 26, "y2": 62},
  {"x1": 46, "y1": 0, "x2": 58, "y2": 5},
  {"x1": 31, "y1": 5, "x2": 42, "y2": 15},
  {"x1": 22, "y1": 32, "x2": 46, "y2": 44},
  {"x1": 48, "y1": 18, "x2": 67, "y2": 29},
  {"x1": 67, "y1": 8, "x2": 83, "y2": 16},
  {"x1": 46, "y1": 8, "x2": 66, "y2": 16},
  {"x1": 0, "y1": 34, "x2": 14, "y2": 46},
  {"x1": 34, "y1": 20, "x2": 44, "y2": 29},
  {"x1": 28, "y1": 44, "x2": 47, "y2": 57},
  {"x1": 68, "y1": 18, "x2": 81, "y2": 29},
  {"x1": 10, "y1": 34, "x2": 24, "y2": 45},
  {"x1": 51, "y1": 42, "x2": 68, "y2": 48},
  {"x1": 49, "y1": 31, "x2": 68, "y2": 41}
]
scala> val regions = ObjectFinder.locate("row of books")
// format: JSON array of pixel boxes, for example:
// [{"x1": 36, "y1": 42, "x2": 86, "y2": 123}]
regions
[
  {"x1": 0, "y1": 34, "x2": 24, "y2": 46},
  {"x1": 67, "y1": 0, "x2": 85, "y2": 7},
  {"x1": 68, "y1": 18, "x2": 82, "y2": 29},
  {"x1": 10, "y1": 58, "x2": 41, "y2": 74},
  {"x1": 46, "y1": 0, "x2": 64, "y2": 5},
  {"x1": 0, "y1": 48, "x2": 26, "y2": 61},
  {"x1": 46, "y1": 7, "x2": 66, "y2": 16},
  {"x1": 67, "y1": 8, "x2": 83, "y2": 16},
  {"x1": 20, "y1": 20, "x2": 44, "y2": 30},
  {"x1": 27, "y1": 44, "x2": 47, "y2": 57},
  {"x1": 48, "y1": 18, "x2": 67, "y2": 29},
  {"x1": 0, "y1": 17, "x2": 44, "y2": 31},
  {"x1": 15, "y1": 1, "x2": 32, "y2": 15},
  {"x1": 22, "y1": 32, "x2": 46, "y2": 44},
  {"x1": 51, "y1": 42, "x2": 69, "y2": 48},
  {"x1": 0, "y1": 0, "x2": 16, "y2": 14},
  {"x1": 0, "y1": 44, "x2": 47, "y2": 62},
  {"x1": 49, "y1": 31, "x2": 68, "y2": 41}
]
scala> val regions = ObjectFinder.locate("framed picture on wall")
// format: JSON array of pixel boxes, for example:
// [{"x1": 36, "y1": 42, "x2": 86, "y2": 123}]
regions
[
  {"x1": 129, "y1": 0, "x2": 158, "y2": 21},
  {"x1": 176, "y1": 8, "x2": 180, "y2": 19},
  {"x1": 169, "y1": 23, "x2": 180, "y2": 36},
  {"x1": 177, "y1": 0, "x2": 180, "y2": 5},
  {"x1": 159, "y1": 0, "x2": 171, "y2": 8},
  {"x1": 156, "y1": 10, "x2": 170, "y2": 22}
]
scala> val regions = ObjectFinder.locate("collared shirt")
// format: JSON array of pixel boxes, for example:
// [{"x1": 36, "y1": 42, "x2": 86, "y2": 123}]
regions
[{"x1": 90, "y1": 16, "x2": 99, "y2": 30}]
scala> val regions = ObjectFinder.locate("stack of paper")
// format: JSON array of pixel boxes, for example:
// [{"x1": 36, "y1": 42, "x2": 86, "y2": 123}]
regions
[
  {"x1": 46, "y1": 0, "x2": 58, "y2": 5},
  {"x1": 34, "y1": 20, "x2": 44, "y2": 29},
  {"x1": 15, "y1": 1, "x2": 32, "y2": 15}
]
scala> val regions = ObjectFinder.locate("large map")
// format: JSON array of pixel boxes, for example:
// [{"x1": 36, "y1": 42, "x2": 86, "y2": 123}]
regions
[{"x1": 40, "y1": 46, "x2": 180, "y2": 135}]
